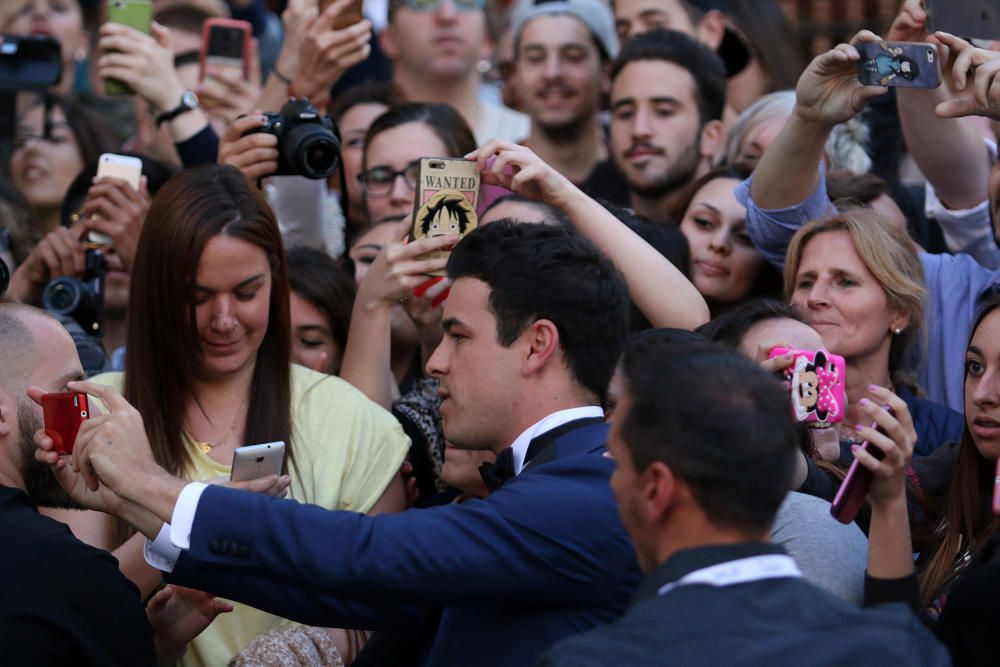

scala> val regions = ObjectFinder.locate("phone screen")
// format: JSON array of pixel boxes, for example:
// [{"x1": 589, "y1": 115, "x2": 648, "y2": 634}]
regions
[{"x1": 206, "y1": 26, "x2": 246, "y2": 65}]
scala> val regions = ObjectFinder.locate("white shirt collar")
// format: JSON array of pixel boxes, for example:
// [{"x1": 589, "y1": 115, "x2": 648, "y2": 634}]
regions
[{"x1": 510, "y1": 406, "x2": 605, "y2": 475}]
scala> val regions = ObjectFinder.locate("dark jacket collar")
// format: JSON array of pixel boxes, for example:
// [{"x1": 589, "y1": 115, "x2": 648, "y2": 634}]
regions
[
  {"x1": 633, "y1": 542, "x2": 787, "y2": 605},
  {"x1": 525, "y1": 417, "x2": 607, "y2": 468}
]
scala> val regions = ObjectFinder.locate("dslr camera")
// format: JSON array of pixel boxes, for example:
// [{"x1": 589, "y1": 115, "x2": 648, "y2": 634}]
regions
[
  {"x1": 243, "y1": 98, "x2": 340, "y2": 179},
  {"x1": 43, "y1": 248, "x2": 106, "y2": 336}
]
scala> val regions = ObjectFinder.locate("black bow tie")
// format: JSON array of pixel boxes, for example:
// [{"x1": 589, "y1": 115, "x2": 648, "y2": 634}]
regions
[
  {"x1": 477, "y1": 416, "x2": 605, "y2": 492},
  {"x1": 479, "y1": 447, "x2": 515, "y2": 492}
]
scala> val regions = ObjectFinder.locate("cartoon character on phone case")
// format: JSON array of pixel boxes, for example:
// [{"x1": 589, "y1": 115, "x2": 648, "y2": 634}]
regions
[
  {"x1": 414, "y1": 191, "x2": 477, "y2": 240},
  {"x1": 789, "y1": 350, "x2": 843, "y2": 424},
  {"x1": 863, "y1": 45, "x2": 919, "y2": 86}
]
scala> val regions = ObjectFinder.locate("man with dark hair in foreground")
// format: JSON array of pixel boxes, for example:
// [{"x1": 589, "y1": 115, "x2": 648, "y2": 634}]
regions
[
  {"x1": 539, "y1": 336, "x2": 949, "y2": 666},
  {"x1": 35, "y1": 221, "x2": 642, "y2": 667}
]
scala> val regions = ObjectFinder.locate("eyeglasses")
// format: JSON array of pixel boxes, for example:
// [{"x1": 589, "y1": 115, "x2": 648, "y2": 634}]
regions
[
  {"x1": 358, "y1": 160, "x2": 421, "y2": 197},
  {"x1": 392, "y1": 0, "x2": 485, "y2": 12}
]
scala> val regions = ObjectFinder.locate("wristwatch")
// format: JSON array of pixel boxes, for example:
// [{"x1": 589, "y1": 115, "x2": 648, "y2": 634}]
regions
[{"x1": 155, "y1": 90, "x2": 200, "y2": 127}]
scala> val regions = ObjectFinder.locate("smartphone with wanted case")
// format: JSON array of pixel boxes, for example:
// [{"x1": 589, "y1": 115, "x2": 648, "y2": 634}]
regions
[{"x1": 410, "y1": 157, "x2": 480, "y2": 277}]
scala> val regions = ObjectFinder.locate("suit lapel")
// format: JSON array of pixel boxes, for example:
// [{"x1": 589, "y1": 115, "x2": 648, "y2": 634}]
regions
[{"x1": 523, "y1": 418, "x2": 608, "y2": 469}]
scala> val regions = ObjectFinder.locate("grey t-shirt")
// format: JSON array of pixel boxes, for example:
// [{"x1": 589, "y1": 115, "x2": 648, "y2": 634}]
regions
[{"x1": 771, "y1": 491, "x2": 869, "y2": 606}]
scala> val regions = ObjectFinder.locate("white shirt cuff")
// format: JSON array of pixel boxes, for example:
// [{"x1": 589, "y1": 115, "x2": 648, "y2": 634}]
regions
[
  {"x1": 169, "y1": 482, "x2": 209, "y2": 550},
  {"x1": 144, "y1": 523, "x2": 181, "y2": 573}
]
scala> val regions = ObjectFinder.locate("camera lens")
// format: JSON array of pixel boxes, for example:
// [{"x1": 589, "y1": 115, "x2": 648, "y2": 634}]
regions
[
  {"x1": 43, "y1": 278, "x2": 81, "y2": 314},
  {"x1": 285, "y1": 123, "x2": 339, "y2": 179},
  {"x1": 305, "y1": 141, "x2": 338, "y2": 175}
]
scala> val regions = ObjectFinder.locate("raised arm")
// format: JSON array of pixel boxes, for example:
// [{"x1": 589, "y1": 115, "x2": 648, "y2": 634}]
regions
[
  {"x1": 751, "y1": 31, "x2": 887, "y2": 210},
  {"x1": 891, "y1": 1, "x2": 990, "y2": 211},
  {"x1": 470, "y1": 141, "x2": 709, "y2": 330},
  {"x1": 339, "y1": 219, "x2": 454, "y2": 408}
]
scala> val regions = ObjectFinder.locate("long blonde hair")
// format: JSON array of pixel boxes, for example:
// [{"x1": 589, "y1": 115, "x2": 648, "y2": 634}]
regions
[{"x1": 783, "y1": 210, "x2": 927, "y2": 392}]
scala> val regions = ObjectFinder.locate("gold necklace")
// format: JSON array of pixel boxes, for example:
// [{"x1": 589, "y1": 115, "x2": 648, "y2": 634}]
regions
[{"x1": 188, "y1": 400, "x2": 248, "y2": 455}]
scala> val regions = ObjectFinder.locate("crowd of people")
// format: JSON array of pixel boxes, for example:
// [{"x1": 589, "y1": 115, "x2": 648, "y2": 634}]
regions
[{"x1": 1, "y1": 0, "x2": 1000, "y2": 664}]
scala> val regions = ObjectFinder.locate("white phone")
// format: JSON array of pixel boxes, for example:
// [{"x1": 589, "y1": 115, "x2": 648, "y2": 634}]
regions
[
  {"x1": 230, "y1": 441, "x2": 286, "y2": 482},
  {"x1": 88, "y1": 153, "x2": 143, "y2": 245}
]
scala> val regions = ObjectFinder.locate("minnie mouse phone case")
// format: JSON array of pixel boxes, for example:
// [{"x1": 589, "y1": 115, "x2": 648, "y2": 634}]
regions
[{"x1": 768, "y1": 348, "x2": 846, "y2": 427}]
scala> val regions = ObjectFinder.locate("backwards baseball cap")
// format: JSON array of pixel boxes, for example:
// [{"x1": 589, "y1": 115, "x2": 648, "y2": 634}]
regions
[
  {"x1": 681, "y1": 0, "x2": 750, "y2": 77},
  {"x1": 510, "y1": 0, "x2": 620, "y2": 61}
]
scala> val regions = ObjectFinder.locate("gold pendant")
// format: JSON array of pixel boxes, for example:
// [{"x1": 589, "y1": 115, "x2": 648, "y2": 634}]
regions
[{"x1": 196, "y1": 441, "x2": 214, "y2": 454}]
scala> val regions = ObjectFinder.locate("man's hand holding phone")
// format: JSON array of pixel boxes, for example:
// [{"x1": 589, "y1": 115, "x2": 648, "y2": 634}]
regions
[{"x1": 33, "y1": 380, "x2": 186, "y2": 530}]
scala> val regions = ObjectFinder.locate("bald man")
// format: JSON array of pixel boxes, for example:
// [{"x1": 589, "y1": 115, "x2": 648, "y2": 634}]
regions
[{"x1": 0, "y1": 304, "x2": 156, "y2": 666}]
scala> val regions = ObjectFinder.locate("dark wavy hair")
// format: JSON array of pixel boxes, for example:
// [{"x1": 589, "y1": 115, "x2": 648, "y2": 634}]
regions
[
  {"x1": 447, "y1": 220, "x2": 629, "y2": 403},
  {"x1": 362, "y1": 103, "x2": 477, "y2": 171}
]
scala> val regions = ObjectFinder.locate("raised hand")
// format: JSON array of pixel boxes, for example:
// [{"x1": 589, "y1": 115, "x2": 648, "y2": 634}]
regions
[
  {"x1": 9, "y1": 223, "x2": 87, "y2": 305},
  {"x1": 355, "y1": 217, "x2": 456, "y2": 312},
  {"x1": 935, "y1": 31, "x2": 1000, "y2": 120},
  {"x1": 794, "y1": 30, "x2": 888, "y2": 127},
  {"x1": 79, "y1": 176, "x2": 150, "y2": 271},
  {"x1": 198, "y1": 39, "x2": 263, "y2": 126},
  {"x1": 851, "y1": 385, "x2": 917, "y2": 507},
  {"x1": 218, "y1": 113, "x2": 280, "y2": 181},
  {"x1": 97, "y1": 23, "x2": 186, "y2": 115},
  {"x1": 291, "y1": 0, "x2": 373, "y2": 101},
  {"x1": 468, "y1": 140, "x2": 579, "y2": 211},
  {"x1": 887, "y1": 0, "x2": 930, "y2": 44}
]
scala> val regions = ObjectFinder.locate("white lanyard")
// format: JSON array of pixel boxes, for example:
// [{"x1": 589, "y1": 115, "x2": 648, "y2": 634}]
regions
[{"x1": 657, "y1": 554, "x2": 802, "y2": 597}]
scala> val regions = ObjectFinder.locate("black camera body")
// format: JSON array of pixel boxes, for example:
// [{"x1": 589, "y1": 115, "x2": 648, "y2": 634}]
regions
[
  {"x1": 43, "y1": 248, "x2": 106, "y2": 337},
  {"x1": 244, "y1": 98, "x2": 340, "y2": 179}
]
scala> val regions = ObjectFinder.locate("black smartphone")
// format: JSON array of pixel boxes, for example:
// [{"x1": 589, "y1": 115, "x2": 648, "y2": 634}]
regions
[{"x1": 927, "y1": 0, "x2": 1000, "y2": 42}]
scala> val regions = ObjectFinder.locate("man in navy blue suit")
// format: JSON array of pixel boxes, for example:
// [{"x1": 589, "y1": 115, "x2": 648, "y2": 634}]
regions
[
  {"x1": 538, "y1": 334, "x2": 949, "y2": 667},
  {"x1": 40, "y1": 221, "x2": 642, "y2": 667}
]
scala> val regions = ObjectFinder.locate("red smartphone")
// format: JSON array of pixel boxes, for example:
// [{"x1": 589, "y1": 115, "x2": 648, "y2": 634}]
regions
[
  {"x1": 42, "y1": 392, "x2": 90, "y2": 455},
  {"x1": 198, "y1": 18, "x2": 252, "y2": 83}
]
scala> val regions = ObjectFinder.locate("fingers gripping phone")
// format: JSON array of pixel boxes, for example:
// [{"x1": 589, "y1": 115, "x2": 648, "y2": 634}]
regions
[
  {"x1": 199, "y1": 18, "x2": 252, "y2": 83},
  {"x1": 830, "y1": 408, "x2": 894, "y2": 525},
  {"x1": 410, "y1": 158, "x2": 481, "y2": 277},
  {"x1": 230, "y1": 441, "x2": 285, "y2": 482},
  {"x1": 768, "y1": 348, "x2": 846, "y2": 427},
  {"x1": 87, "y1": 153, "x2": 142, "y2": 245},
  {"x1": 321, "y1": 0, "x2": 365, "y2": 29},
  {"x1": 42, "y1": 392, "x2": 90, "y2": 455},
  {"x1": 104, "y1": 0, "x2": 153, "y2": 95},
  {"x1": 857, "y1": 41, "x2": 941, "y2": 89}
]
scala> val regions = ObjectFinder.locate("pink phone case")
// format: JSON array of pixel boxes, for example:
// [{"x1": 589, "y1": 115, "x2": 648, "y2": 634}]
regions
[
  {"x1": 993, "y1": 459, "x2": 1000, "y2": 516},
  {"x1": 768, "y1": 347, "x2": 846, "y2": 426}
]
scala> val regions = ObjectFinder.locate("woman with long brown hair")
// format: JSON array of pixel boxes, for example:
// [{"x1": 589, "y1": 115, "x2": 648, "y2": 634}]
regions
[
  {"x1": 858, "y1": 290, "x2": 1000, "y2": 664},
  {"x1": 76, "y1": 164, "x2": 408, "y2": 666}
]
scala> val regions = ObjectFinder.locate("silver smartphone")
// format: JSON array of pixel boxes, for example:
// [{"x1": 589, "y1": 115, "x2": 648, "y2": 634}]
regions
[{"x1": 230, "y1": 441, "x2": 285, "y2": 482}]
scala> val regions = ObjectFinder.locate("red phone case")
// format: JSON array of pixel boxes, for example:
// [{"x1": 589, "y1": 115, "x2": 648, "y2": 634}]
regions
[
  {"x1": 42, "y1": 392, "x2": 90, "y2": 455},
  {"x1": 198, "y1": 18, "x2": 252, "y2": 82}
]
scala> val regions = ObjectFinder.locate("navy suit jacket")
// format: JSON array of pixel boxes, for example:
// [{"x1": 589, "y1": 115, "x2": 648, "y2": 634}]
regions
[
  {"x1": 168, "y1": 421, "x2": 642, "y2": 667},
  {"x1": 538, "y1": 542, "x2": 950, "y2": 667}
]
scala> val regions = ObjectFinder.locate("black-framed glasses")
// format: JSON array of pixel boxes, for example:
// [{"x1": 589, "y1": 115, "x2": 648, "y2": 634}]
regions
[{"x1": 358, "y1": 160, "x2": 421, "y2": 197}]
